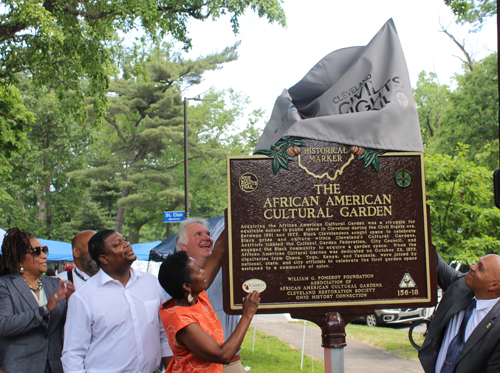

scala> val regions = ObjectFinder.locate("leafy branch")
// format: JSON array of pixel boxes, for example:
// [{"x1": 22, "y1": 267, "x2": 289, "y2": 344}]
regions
[
  {"x1": 356, "y1": 148, "x2": 386, "y2": 172},
  {"x1": 254, "y1": 136, "x2": 306, "y2": 174}
]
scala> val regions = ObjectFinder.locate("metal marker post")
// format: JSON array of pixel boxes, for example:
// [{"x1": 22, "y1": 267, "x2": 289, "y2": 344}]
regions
[{"x1": 322, "y1": 312, "x2": 346, "y2": 373}]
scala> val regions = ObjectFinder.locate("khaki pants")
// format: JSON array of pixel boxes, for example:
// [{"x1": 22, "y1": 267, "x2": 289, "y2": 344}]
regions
[{"x1": 223, "y1": 358, "x2": 246, "y2": 373}]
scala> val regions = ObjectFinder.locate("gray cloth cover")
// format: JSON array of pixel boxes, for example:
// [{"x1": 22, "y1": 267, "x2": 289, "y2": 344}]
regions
[{"x1": 254, "y1": 19, "x2": 423, "y2": 153}]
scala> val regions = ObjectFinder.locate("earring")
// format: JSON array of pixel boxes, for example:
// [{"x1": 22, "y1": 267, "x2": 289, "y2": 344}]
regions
[
  {"x1": 187, "y1": 293, "x2": 194, "y2": 303},
  {"x1": 20, "y1": 267, "x2": 24, "y2": 274}
]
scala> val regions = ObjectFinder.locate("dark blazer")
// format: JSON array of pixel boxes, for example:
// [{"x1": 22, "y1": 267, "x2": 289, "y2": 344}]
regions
[
  {"x1": 419, "y1": 256, "x2": 500, "y2": 373},
  {"x1": 0, "y1": 272, "x2": 66, "y2": 373}
]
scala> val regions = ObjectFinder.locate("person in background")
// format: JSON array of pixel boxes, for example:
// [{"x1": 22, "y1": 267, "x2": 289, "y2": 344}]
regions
[
  {"x1": 58, "y1": 230, "x2": 97, "y2": 289},
  {"x1": 159, "y1": 232, "x2": 260, "y2": 373},
  {"x1": 175, "y1": 218, "x2": 245, "y2": 373},
  {"x1": 45, "y1": 268, "x2": 56, "y2": 277},
  {"x1": 0, "y1": 227, "x2": 74, "y2": 373},
  {"x1": 62, "y1": 230, "x2": 172, "y2": 372}
]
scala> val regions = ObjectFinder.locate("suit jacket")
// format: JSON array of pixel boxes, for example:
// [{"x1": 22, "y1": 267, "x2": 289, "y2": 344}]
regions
[
  {"x1": 419, "y1": 256, "x2": 500, "y2": 373},
  {"x1": 0, "y1": 272, "x2": 66, "y2": 373}
]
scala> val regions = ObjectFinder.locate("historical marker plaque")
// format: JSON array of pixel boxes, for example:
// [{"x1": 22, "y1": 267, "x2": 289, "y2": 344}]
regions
[{"x1": 223, "y1": 139, "x2": 436, "y2": 316}]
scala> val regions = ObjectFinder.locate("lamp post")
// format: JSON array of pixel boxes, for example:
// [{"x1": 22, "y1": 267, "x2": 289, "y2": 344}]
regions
[{"x1": 184, "y1": 96, "x2": 217, "y2": 219}]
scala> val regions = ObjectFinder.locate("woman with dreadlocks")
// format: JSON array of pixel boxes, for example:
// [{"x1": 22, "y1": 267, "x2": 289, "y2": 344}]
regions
[{"x1": 0, "y1": 227, "x2": 74, "y2": 373}]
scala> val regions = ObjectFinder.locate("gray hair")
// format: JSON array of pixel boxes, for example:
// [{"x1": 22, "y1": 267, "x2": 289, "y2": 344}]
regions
[{"x1": 175, "y1": 218, "x2": 209, "y2": 251}]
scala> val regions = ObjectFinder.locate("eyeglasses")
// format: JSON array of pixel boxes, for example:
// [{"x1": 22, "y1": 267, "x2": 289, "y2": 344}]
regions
[{"x1": 30, "y1": 246, "x2": 49, "y2": 257}]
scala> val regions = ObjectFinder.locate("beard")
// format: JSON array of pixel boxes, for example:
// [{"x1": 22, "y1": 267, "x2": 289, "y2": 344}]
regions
[
  {"x1": 125, "y1": 254, "x2": 137, "y2": 264},
  {"x1": 80, "y1": 254, "x2": 100, "y2": 276}
]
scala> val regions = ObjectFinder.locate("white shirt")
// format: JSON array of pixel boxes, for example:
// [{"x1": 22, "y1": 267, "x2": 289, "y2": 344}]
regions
[
  {"x1": 435, "y1": 296, "x2": 500, "y2": 372},
  {"x1": 57, "y1": 268, "x2": 93, "y2": 289},
  {"x1": 62, "y1": 268, "x2": 172, "y2": 373}
]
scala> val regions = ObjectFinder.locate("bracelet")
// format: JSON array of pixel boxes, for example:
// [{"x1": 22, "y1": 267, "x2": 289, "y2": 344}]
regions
[{"x1": 41, "y1": 305, "x2": 50, "y2": 319}]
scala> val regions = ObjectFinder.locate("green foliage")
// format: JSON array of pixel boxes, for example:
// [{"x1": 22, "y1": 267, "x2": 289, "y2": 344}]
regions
[
  {"x1": 0, "y1": 78, "x2": 92, "y2": 240},
  {"x1": 415, "y1": 53, "x2": 498, "y2": 170},
  {"x1": 0, "y1": 81, "x2": 32, "y2": 199},
  {"x1": 0, "y1": 0, "x2": 286, "y2": 118},
  {"x1": 357, "y1": 148, "x2": 386, "y2": 172},
  {"x1": 413, "y1": 71, "x2": 452, "y2": 147},
  {"x1": 444, "y1": 0, "x2": 496, "y2": 29},
  {"x1": 254, "y1": 136, "x2": 305, "y2": 174},
  {"x1": 68, "y1": 45, "x2": 265, "y2": 243},
  {"x1": 424, "y1": 148, "x2": 500, "y2": 263}
]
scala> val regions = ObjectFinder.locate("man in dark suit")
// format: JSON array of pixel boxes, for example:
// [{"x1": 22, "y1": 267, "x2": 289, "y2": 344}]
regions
[{"x1": 419, "y1": 254, "x2": 500, "y2": 373}]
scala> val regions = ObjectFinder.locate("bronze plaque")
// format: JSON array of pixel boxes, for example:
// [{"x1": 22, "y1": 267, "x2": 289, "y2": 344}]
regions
[{"x1": 223, "y1": 139, "x2": 436, "y2": 316}]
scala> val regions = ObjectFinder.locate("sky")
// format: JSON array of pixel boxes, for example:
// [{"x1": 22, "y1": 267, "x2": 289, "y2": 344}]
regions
[{"x1": 175, "y1": 0, "x2": 497, "y2": 128}]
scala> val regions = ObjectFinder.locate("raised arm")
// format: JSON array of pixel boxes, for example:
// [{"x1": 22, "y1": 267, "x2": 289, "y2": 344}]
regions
[
  {"x1": 437, "y1": 254, "x2": 464, "y2": 291},
  {"x1": 176, "y1": 290, "x2": 260, "y2": 364},
  {"x1": 202, "y1": 228, "x2": 227, "y2": 288}
]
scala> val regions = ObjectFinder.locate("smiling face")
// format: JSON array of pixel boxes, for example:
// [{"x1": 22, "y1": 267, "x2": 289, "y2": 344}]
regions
[
  {"x1": 100, "y1": 232, "x2": 136, "y2": 270},
  {"x1": 465, "y1": 255, "x2": 500, "y2": 299},
  {"x1": 19, "y1": 238, "x2": 48, "y2": 277},
  {"x1": 186, "y1": 258, "x2": 207, "y2": 295},
  {"x1": 179, "y1": 223, "x2": 213, "y2": 267}
]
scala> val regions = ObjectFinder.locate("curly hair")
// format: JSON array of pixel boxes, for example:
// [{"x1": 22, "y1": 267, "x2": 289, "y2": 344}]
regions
[
  {"x1": 0, "y1": 227, "x2": 34, "y2": 275},
  {"x1": 158, "y1": 251, "x2": 192, "y2": 300}
]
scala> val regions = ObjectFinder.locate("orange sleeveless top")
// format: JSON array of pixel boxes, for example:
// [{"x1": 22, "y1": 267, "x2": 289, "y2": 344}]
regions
[{"x1": 160, "y1": 291, "x2": 224, "y2": 373}]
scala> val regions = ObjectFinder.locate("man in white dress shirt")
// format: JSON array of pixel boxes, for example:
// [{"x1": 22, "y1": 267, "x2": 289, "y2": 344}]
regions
[
  {"x1": 419, "y1": 254, "x2": 500, "y2": 373},
  {"x1": 57, "y1": 230, "x2": 97, "y2": 288},
  {"x1": 62, "y1": 230, "x2": 172, "y2": 373},
  {"x1": 176, "y1": 218, "x2": 243, "y2": 373}
]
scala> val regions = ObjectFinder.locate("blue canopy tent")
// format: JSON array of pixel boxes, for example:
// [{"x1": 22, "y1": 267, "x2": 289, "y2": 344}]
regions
[
  {"x1": 149, "y1": 216, "x2": 225, "y2": 262},
  {"x1": 131, "y1": 241, "x2": 162, "y2": 261},
  {"x1": 36, "y1": 239, "x2": 72, "y2": 262}
]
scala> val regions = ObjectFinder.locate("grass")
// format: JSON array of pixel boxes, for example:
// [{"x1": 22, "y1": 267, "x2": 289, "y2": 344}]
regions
[
  {"x1": 273, "y1": 321, "x2": 419, "y2": 361},
  {"x1": 345, "y1": 324, "x2": 418, "y2": 361},
  {"x1": 240, "y1": 328, "x2": 325, "y2": 372}
]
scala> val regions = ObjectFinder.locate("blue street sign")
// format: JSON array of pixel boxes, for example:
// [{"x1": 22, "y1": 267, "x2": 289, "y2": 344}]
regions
[{"x1": 163, "y1": 211, "x2": 186, "y2": 222}]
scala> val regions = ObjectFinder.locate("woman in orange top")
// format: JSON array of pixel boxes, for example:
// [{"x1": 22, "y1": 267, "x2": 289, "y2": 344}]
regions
[{"x1": 158, "y1": 245, "x2": 260, "y2": 373}]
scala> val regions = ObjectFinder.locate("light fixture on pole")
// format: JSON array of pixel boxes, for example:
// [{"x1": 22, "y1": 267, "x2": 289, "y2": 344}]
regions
[{"x1": 184, "y1": 96, "x2": 217, "y2": 219}]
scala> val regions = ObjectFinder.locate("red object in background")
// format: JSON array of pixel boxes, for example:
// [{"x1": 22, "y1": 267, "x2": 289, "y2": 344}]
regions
[{"x1": 64, "y1": 265, "x2": 75, "y2": 271}]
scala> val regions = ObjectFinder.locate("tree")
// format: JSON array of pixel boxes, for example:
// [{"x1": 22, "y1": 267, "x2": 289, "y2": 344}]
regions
[
  {"x1": 0, "y1": 78, "x2": 92, "y2": 239},
  {"x1": 69, "y1": 44, "x2": 263, "y2": 243},
  {"x1": 0, "y1": 0, "x2": 286, "y2": 118},
  {"x1": 187, "y1": 89, "x2": 264, "y2": 219},
  {"x1": 413, "y1": 71, "x2": 452, "y2": 148},
  {"x1": 414, "y1": 53, "x2": 498, "y2": 170},
  {"x1": 0, "y1": 81, "x2": 32, "y2": 198},
  {"x1": 444, "y1": 0, "x2": 497, "y2": 29},
  {"x1": 425, "y1": 147, "x2": 500, "y2": 264}
]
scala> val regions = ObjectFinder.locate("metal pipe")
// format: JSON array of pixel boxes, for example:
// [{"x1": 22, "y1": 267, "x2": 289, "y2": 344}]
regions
[{"x1": 184, "y1": 97, "x2": 189, "y2": 218}]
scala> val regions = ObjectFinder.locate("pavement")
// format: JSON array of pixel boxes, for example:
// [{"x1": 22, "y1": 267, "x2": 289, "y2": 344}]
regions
[{"x1": 250, "y1": 314, "x2": 424, "y2": 373}]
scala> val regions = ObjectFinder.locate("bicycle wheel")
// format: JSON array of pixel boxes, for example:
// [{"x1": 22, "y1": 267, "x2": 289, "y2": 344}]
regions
[{"x1": 409, "y1": 319, "x2": 431, "y2": 349}]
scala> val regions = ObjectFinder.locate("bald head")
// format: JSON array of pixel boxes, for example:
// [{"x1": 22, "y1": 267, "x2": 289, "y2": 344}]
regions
[
  {"x1": 72, "y1": 230, "x2": 98, "y2": 277},
  {"x1": 465, "y1": 254, "x2": 500, "y2": 300}
]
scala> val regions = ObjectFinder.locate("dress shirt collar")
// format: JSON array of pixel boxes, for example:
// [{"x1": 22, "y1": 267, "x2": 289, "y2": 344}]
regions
[
  {"x1": 98, "y1": 267, "x2": 141, "y2": 287},
  {"x1": 476, "y1": 296, "x2": 500, "y2": 311}
]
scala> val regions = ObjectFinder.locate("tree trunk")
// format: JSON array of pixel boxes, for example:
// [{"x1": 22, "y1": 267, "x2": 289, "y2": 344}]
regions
[
  {"x1": 128, "y1": 223, "x2": 141, "y2": 244},
  {"x1": 115, "y1": 189, "x2": 129, "y2": 233},
  {"x1": 36, "y1": 188, "x2": 45, "y2": 221}
]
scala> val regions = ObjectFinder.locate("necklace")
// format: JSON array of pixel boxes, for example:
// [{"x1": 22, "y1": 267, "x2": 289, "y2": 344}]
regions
[
  {"x1": 74, "y1": 269, "x2": 87, "y2": 282},
  {"x1": 23, "y1": 276, "x2": 43, "y2": 292}
]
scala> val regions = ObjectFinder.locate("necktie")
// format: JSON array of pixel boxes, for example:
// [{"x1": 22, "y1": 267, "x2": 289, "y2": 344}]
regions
[{"x1": 440, "y1": 298, "x2": 477, "y2": 373}]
